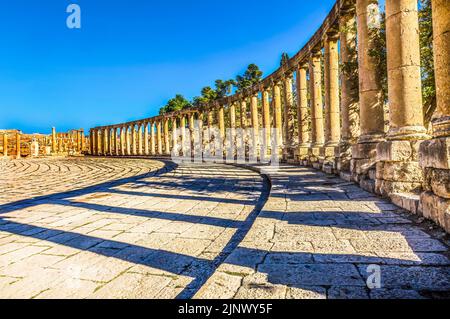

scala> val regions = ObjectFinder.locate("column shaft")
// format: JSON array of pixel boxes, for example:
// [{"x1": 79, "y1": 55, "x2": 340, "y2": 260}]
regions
[
  {"x1": 273, "y1": 82, "x2": 283, "y2": 148},
  {"x1": 283, "y1": 75, "x2": 294, "y2": 148},
  {"x1": 16, "y1": 132, "x2": 21, "y2": 159},
  {"x1": 309, "y1": 51, "x2": 325, "y2": 147},
  {"x1": 385, "y1": 0, "x2": 427, "y2": 140},
  {"x1": 296, "y1": 64, "x2": 310, "y2": 146},
  {"x1": 324, "y1": 33, "x2": 341, "y2": 146},
  {"x1": 262, "y1": 90, "x2": 271, "y2": 146},
  {"x1": 356, "y1": 0, "x2": 385, "y2": 142}
]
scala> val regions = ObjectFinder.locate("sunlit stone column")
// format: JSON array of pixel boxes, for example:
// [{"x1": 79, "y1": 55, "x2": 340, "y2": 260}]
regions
[
  {"x1": 119, "y1": 127, "x2": 124, "y2": 156},
  {"x1": 273, "y1": 81, "x2": 283, "y2": 155},
  {"x1": 339, "y1": 9, "x2": 360, "y2": 173},
  {"x1": 309, "y1": 50, "x2": 325, "y2": 166},
  {"x1": 419, "y1": 0, "x2": 450, "y2": 233},
  {"x1": 107, "y1": 129, "x2": 112, "y2": 156},
  {"x1": 283, "y1": 73, "x2": 294, "y2": 160},
  {"x1": 15, "y1": 132, "x2": 21, "y2": 159},
  {"x1": 240, "y1": 97, "x2": 248, "y2": 129},
  {"x1": 2, "y1": 133, "x2": 7, "y2": 157},
  {"x1": 323, "y1": 31, "x2": 341, "y2": 173},
  {"x1": 261, "y1": 88, "x2": 271, "y2": 148},
  {"x1": 80, "y1": 129, "x2": 85, "y2": 153},
  {"x1": 163, "y1": 118, "x2": 170, "y2": 155},
  {"x1": 97, "y1": 130, "x2": 102, "y2": 156},
  {"x1": 129, "y1": 125, "x2": 135, "y2": 155},
  {"x1": 189, "y1": 113, "x2": 195, "y2": 158},
  {"x1": 125, "y1": 126, "x2": 131, "y2": 156},
  {"x1": 150, "y1": 122, "x2": 156, "y2": 155},
  {"x1": 51, "y1": 127, "x2": 57, "y2": 154},
  {"x1": 103, "y1": 129, "x2": 108, "y2": 155},
  {"x1": 296, "y1": 63, "x2": 310, "y2": 162},
  {"x1": 353, "y1": 0, "x2": 385, "y2": 189},
  {"x1": 324, "y1": 32, "x2": 341, "y2": 147},
  {"x1": 181, "y1": 114, "x2": 187, "y2": 156},
  {"x1": 157, "y1": 120, "x2": 163, "y2": 155},
  {"x1": 137, "y1": 124, "x2": 143, "y2": 155},
  {"x1": 89, "y1": 130, "x2": 94, "y2": 155},
  {"x1": 250, "y1": 92, "x2": 259, "y2": 158},
  {"x1": 218, "y1": 104, "x2": 225, "y2": 140},
  {"x1": 376, "y1": 0, "x2": 428, "y2": 197},
  {"x1": 172, "y1": 116, "x2": 178, "y2": 153},
  {"x1": 144, "y1": 122, "x2": 149, "y2": 155}
]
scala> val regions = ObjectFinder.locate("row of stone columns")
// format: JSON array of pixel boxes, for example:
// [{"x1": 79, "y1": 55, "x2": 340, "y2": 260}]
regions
[{"x1": 90, "y1": 0, "x2": 449, "y2": 232}]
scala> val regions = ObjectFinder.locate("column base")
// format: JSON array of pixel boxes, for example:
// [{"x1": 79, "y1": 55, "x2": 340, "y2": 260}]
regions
[
  {"x1": 421, "y1": 192, "x2": 450, "y2": 234},
  {"x1": 351, "y1": 141, "x2": 378, "y2": 184},
  {"x1": 375, "y1": 140, "x2": 425, "y2": 197},
  {"x1": 321, "y1": 145, "x2": 339, "y2": 175}
]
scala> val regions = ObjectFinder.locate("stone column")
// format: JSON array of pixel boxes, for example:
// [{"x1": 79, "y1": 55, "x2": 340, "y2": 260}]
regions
[
  {"x1": 119, "y1": 127, "x2": 124, "y2": 156},
  {"x1": 96, "y1": 130, "x2": 101, "y2": 156},
  {"x1": 112, "y1": 128, "x2": 117, "y2": 156},
  {"x1": 164, "y1": 118, "x2": 170, "y2": 155},
  {"x1": 309, "y1": 50, "x2": 325, "y2": 166},
  {"x1": 273, "y1": 81, "x2": 283, "y2": 155},
  {"x1": 125, "y1": 126, "x2": 131, "y2": 156},
  {"x1": 144, "y1": 122, "x2": 149, "y2": 155},
  {"x1": 376, "y1": 0, "x2": 428, "y2": 197},
  {"x1": 262, "y1": 88, "x2": 271, "y2": 148},
  {"x1": 339, "y1": 9, "x2": 360, "y2": 174},
  {"x1": 157, "y1": 120, "x2": 163, "y2": 155},
  {"x1": 172, "y1": 117, "x2": 178, "y2": 154},
  {"x1": 419, "y1": 0, "x2": 450, "y2": 233},
  {"x1": 137, "y1": 124, "x2": 143, "y2": 155},
  {"x1": 352, "y1": 0, "x2": 385, "y2": 190},
  {"x1": 240, "y1": 98, "x2": 248, "y2": 129},
  {"x1": 323, "y1": 32, "x2": 341, "y2": 173},
  {"x1": 129, "y1": 125, "x2": 135, "y2": 155},
  {"x1": 250, "y1": 92, "x2": 259, "y2": 158},
  {"x1": 51, "y1": 127, "x2": 57, "y2": 154},
  {"x1": 89, "y1": 130, "x2": 94, "y2": 155},
  {"x1": 218, "y1": 104, "x2": 225, "y2": 140},
  {"x1": 181, "y1": 115, "x2": 187, "y2": 157},
  {"x1": 189, "y1": 113, "x2": 195, "y2": 158},
  {"x1": 15, "y1": 132, "x2": 21, "y2": 159},
  {"x1": 2, "y1": 133, "x2": 7, "y2": 157},
  {"x1": 283, "y1": 74, "x2": 294, "y2": 160},
  {"x1": 296, "y1": 63, "x2": 311, "y2": 162},
  {"x1": 150, "y1": 122, "x2": 156, "y2": 155}
]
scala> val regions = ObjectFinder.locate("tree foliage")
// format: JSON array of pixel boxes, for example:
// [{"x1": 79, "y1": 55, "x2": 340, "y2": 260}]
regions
[
  {"x1": 235, "y1": 64, "x2": 263, "y2": 93},
  {"x1": 159, "y1": 94, "x2": 191, "y2": 115}
]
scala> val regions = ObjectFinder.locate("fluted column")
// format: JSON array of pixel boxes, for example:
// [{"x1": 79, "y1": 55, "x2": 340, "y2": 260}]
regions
[
  {"x1": 51, "y1": 127, "x2": 57, "y2": 154},
  {"x1": 324, "y1": 32, "x2": 341, "y2": 147},
  {"x1": 419, "y1": 0, "x2": 450, "y2": 233},
  {"x1": 144, "y1": 123, "x2": 149, "y2": 155},
  {"x1": 15, "y1": 132, "x2": 21, "y2": 159},
  {"x1": 273, "y1": 81, "x2": 283, "y2": 154},
  {"x1": 250, "y1": 92, "x2": 260, "y2": 159},
  {"x1": 309, "y1": 50, "x2": 325, "y2": 149}
]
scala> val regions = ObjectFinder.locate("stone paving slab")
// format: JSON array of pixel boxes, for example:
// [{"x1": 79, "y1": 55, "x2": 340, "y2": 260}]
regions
[{"x1": 0, "y1": 158, "x2": 449, "y2": 299}]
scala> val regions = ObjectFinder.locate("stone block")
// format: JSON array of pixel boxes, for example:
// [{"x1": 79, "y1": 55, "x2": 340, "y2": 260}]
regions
[
  {"x1": 424, "y1": 168, "x2": 450, "y2": 199},
  {"x1": 381, "y1": 162, "x2": 423, "y2": 183},
  {"x1": 360, "y1": 179, "x2": 375, "y2": 193},
  {"x1": 376, "y1": 180, "x2": 423, "y2": 198},
  {"x1": 419, "y1": 137, "x2": 450, "y2": 169},
  {"x1": 421, "y1": 191, "x2": 450, "y2": 233},
  {"x1": 352, "y1": 142, "x2": 377, "y2": 160},
  {"x1": 310, "y1": 147, "x2": 321, "y2": 157},
  {"x1": 376, "y1": 140, "x2": 413, "y2": 162},
  {"x1": 390, "y1": 193, "x2": 421, "y2": 215},
  {"x1": 352, "y1": 159, "x2": 375, "y2": 175}
]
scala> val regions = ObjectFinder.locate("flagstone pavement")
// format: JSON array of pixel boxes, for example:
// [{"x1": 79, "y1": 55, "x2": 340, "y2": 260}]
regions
[{"x1": 0, "y1": 157, "x2": 449, "y2": 299}]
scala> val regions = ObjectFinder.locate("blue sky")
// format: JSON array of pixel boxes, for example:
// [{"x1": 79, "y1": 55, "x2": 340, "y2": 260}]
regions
[{"x1": 0, "y1": 0, "x2": 337, "y2": 134}]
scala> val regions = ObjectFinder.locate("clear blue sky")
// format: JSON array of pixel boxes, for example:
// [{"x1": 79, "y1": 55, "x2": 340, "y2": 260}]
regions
[{"x1": 0, "y1": 0, "x2": 337, "y2": 134}]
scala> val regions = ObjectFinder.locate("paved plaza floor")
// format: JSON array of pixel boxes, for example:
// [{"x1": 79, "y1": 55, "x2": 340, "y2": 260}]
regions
[{"x1": 0, "y1": 158, "x2": 449, "y2": 299}]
